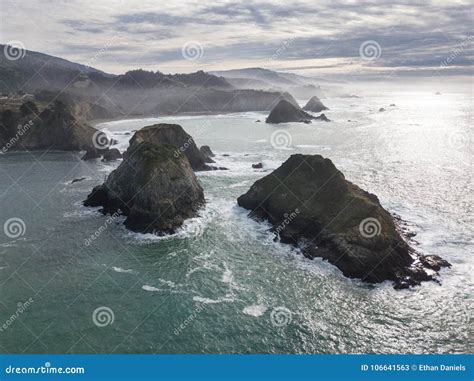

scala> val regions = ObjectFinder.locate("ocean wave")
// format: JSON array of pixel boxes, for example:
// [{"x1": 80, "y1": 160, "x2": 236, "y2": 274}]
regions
[
  {"x1": 112, "y1": 266, "x2": 138, "y2": 275},
  {"x1": 242, "y1": 304, "x2": 268, "y2": 317},
  {"x1": 193, "y1": 295, "x2": 236, "y2": 304}
]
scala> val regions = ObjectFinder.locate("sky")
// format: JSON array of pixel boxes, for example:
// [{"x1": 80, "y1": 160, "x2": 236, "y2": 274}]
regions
[{"x1": 0, "y1": 0, "x2": 472, "y2": 79}]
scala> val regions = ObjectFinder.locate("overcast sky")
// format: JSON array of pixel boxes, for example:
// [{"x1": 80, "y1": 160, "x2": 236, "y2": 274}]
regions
[{"x1": 0, "y1": 0, "x2": 472, "y2": 79}]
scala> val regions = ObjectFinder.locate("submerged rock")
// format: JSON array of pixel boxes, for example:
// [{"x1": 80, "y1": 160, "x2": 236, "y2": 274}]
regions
[
  {"x1": 303, "y1": 96, "x2": 328, "y2": 113},
  {"x1": 265, "y1": 100, "x2": 314, "y2": 124},
  {"x1": 70, "y1": 177, "x2": 86, "y2": 184},
  {"x1": 129, "y1": 124, "x2": 214, "y2": 171},
  {"x1": 237, "y1": 154, "x2": 450, "y2": 288},
  {"x1": 84, "y1": 142, "x2": 204, "y2": 234}
]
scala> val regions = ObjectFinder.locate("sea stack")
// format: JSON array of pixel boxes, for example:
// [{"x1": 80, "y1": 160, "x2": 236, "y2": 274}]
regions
[
  {"x1": 303, "y1": 96, "x2": 328, "y2": 113},
  {"x1": 265, "y1": 100, "x2": 315, "y2": 124},
  {"x1": 84, "y1": 141, "x2": 204, "y2": 234},
  {"x1": 199, "y1": 145, "x2": 215, "y2": 163},
  {"x1": 129, "y1": 124, "x2": 214, "y2": 171},
  {"x1": 237, "y1": 154, "x2": 450, "y2": 289}
]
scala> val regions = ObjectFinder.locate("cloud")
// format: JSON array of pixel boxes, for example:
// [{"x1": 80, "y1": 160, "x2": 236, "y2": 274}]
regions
[{"x1": 0, "y1": 0, "x2": 471, "y2": 78}]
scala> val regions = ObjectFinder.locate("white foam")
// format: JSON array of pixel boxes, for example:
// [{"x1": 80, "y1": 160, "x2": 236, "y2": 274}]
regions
[
  {"x1": 142, "y1": 285, "x2": 163, "y2": 292},
  {"x1": 158, "y1": 278, "x2": 176, "y2": 288},
  {"x1": 221, "y1": 264, "x2": 233, "y2": 284},
  {"x1": 193, "y1": 295, "x2": 235, "y2": 304},
  {"x1": 242, "y1": 304, "x2": 268, "y2": 317},
  {"x1": 112, "y1": 266, "x2": 138, "y2": 274}
]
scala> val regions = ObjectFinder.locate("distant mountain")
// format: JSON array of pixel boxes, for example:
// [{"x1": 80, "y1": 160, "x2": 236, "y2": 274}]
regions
[
  {"x1": 0, "y1": 46, "x2": 295, "y2": 118},
  {"x1": 210, "y1": 67, "x2": 344, "y2": 99},
  {"x1": 0, "y1": 45, "x2": 231, "y2": 93},
  {"x1": 211, "y1": 68, "x2": 297, "y2": 88}
]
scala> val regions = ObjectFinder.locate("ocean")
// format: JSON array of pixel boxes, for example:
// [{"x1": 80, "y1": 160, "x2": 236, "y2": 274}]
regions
[{"x1": 0, "y1": 91, "x2": 472, "y2": 353}]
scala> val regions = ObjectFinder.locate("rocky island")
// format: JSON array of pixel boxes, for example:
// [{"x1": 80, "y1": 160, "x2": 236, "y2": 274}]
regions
[
  {"x1": 266, "y1": 100, "x2": 330, "y2": 124},
  {"x1": 84, "y1": 140, "x2": 205, "y2": 234},
  {"x1": 237, "y1": 154, "x2": 450, "y2": 288},
  {"x1": 303, "y1": 96, "x2": 328, "y2": 113}
]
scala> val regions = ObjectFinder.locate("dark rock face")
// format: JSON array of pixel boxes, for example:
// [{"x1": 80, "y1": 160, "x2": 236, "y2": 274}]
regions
[
  {"x1": 129, "y1": 124, "x2": 212, "y2": 171},
  {"x1": 199, "y1": 145, "x2": 215, "y2": 163},
  {"x1": 315, "y1": 113, "x2": 330, "y2": 122},
  {"x1": 84, "y1": 142, "x2": 204, "y2": 234},
  {"x1": 0, "y1": 101, "x2": 99, "y2": 151},
  {"x1": 265, "y1": 100, "x2": 315, "y2": 124},
  {"x1": 102, "y1": 148, "x2": 122, "y2": 161},
  {"x1": 81, "y1": 147, "x2": 101, "y2": 160},
  {"x1": 252, "y1": 163, "x2": 263, "y2": 169},
  {"x1": 303, "y1": 96, "x2": 328, "y2": 113},
  {"x1": 237, "y1": 154, "x2": 450, "y2": 288},
  {"x1": 71, "y1": 177, "x2": 86, "y2": 184}
]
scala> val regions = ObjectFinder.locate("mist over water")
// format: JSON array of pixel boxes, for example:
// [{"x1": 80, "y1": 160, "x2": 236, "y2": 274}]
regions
[{"x1": 0, "y1": 90, "x2": 472, "y2": 354}]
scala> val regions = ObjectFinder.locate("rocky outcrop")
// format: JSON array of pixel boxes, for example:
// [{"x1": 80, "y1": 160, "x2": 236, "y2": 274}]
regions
[
  {"x1": 237, "y1": 154, "x2": 450, "y2": 288},
  {"x1": 315, "y1": 113, "x2": 330, "y2": 122},
  {"x1": 199, "y1": 145, "x2": 215, "y2": 163},
  {"x1": 0, "y1": 100, "x2": 99, "y2": 151},
  {"x1": 129, "y1": 124, "x2": 219, "y2": 171},
  {"x1": 84, "y1": 142, "x2": 204, "y2": 234},
  {"x1": 102, "y1": 148, "x2": 122, "y2": 161},
  {"x1": 303, "y1": 96, "x2": 328, "y2": 113},
  {"x1": 265, "y1": 100, "x2": 315, "y2": 124}
]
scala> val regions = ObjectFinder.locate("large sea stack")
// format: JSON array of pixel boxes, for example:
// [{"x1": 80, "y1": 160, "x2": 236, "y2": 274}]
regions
[
  {"x1": 265, "y1": 100, "x2": 315, "y2": 124},
  {"x1": 84, "y1": 141, "x2": 204, "y2": 234},
  {"x1": 129, "y1": 124, "x2": 213, "y2": 171},
  {"x1": 303, "y1": 96, "x2": 328, "y2": 113},
  {"x1": 237, "y1": 154, "x2": 450, "y2": 288}
]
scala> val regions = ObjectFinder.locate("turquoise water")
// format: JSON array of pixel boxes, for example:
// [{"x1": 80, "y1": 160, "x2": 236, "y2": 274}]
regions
[{"x1": 0, "y1": 92, "x2": 472, "y2": 353}]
